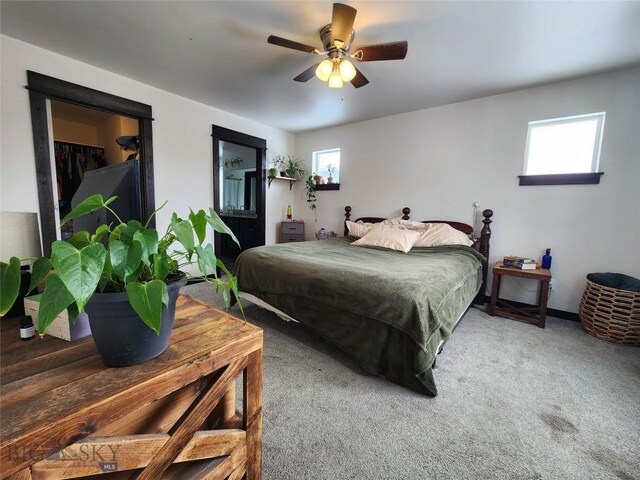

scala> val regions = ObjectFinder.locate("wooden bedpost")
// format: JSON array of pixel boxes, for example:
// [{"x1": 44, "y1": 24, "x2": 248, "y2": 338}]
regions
[
  {"x1": 474, "y1": 209, "x2": 493, "y2": 305},
  {"x1": 402, "y1": 207, "x2": 410, "y2": 220},
  {"x1": 344, "y1": 206, "x2": 352, "y2": 236}
]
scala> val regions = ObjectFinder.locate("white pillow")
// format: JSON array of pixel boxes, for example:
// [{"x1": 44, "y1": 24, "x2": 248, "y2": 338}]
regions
[
  {"x1": 380, "y1": 216, "x2": 404, "y2": 225},
  {"x1": 400, "y1": 219, "x2": 428, "y2": 229},
  {"x1": 352, "y1": 226, "x2": 421, "y2": 253},
  {"x1": 345, "y1": 220, "x2": 374, "y2": 238},
  {"x1": 414, "y1": 223, "x2": 474, "y2": 247}
]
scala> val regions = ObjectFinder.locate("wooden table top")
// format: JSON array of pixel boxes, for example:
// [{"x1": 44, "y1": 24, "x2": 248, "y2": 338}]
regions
[
  {"x1": 0, "y1": 294, "x2": 262, "y2": 478},
  {"x1": 493, "y1": 261, "x2": 551, "y2": 280}
]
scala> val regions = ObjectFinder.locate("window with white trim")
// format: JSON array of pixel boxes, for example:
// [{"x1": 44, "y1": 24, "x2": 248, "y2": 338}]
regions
[
  {"x1": 312, "y1": 148, "x2": 340, "y2": 186},
  {"x1": 520, "y1": 112, "x2": 605, "y2": 185}
]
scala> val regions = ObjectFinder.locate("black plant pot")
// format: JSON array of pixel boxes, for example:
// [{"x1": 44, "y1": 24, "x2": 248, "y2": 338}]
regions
[{"x1": 84, "y1": 278, "x2": 187, "y2": 367}]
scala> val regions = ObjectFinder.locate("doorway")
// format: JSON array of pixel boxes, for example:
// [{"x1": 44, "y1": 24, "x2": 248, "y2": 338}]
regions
[
  {"x1": 212, "y1": 125, "x2": 266, "y2": 267},
  {"x1": 27, "y1": 71, "x2": 155, "y2": 256},
  {"x1": 50, "y1": 100, "x2": 140, "y2": 240}
]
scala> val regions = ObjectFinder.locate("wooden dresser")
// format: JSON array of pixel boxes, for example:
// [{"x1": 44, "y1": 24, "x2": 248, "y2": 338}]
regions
[
  {"x1": 0, "y1": 295, "x2": 263, "y2": 480},
  {"x1": 280, "y1": 221, "x2": 304, "y2": 243}
]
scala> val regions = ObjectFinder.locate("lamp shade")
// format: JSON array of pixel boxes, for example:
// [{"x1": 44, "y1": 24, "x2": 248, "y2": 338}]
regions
[
  {"x1": 315, "y1": 59, "x2": 333, "y2": 81},
  {"x1": 328, "y1": 71, "x2": 344, "y2": 88},
  {"x1": 339, "y1": 59, "x2": 357, "y2": 82},
  {"x1": 0, "y1": 212, "x2": 42, "y2": 265}
]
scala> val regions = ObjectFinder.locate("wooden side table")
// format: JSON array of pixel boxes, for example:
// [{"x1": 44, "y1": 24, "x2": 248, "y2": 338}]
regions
[
  {"x1": 488, "y1": 262, "x2": 551, "y2": 328},
  {"x1": 0, "y1": 294, "x2": 263, "y2": 480}
]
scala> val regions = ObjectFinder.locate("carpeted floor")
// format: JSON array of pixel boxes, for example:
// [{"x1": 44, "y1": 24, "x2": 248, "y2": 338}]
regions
[{"x1": 183, "y1": 283, "x2": 640, "y2": 480}]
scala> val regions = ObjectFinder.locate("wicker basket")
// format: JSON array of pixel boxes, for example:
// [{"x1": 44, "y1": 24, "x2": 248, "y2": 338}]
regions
[{"x1": 579, "y1": 279, "x2": 640, "y2": 346}]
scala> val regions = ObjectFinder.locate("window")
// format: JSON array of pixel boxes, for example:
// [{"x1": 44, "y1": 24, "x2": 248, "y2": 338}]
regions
[
  {"x1": 520, "y1": 112, "x2": 605, "y2": 185},
  {"x1": 313, "y1": 148, "x2": 340, "y2": 189}
]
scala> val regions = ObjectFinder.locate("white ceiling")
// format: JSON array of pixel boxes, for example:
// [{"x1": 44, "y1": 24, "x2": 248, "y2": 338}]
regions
[{"x1": 2, "y1": 1, "x2": 639, "y2": 133}]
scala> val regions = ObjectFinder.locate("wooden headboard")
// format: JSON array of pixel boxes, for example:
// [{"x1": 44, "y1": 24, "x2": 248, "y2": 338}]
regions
[{"x1": 343, "y1": 206, "x2": 494, "y2": 305}]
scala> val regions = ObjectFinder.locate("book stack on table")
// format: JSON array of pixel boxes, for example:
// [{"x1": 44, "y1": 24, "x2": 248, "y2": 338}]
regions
[{"x1": 502, "y1": 256, "x2": 539, "y2": 270}]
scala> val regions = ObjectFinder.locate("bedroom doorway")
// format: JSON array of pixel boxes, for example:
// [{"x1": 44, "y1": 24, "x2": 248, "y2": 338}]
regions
[
  {"x1": 212, "y1": 125, "x2": 266, "y2": 267},
  {"x1": 27, "y1": 71, "x2": 155, "y2": 256}
]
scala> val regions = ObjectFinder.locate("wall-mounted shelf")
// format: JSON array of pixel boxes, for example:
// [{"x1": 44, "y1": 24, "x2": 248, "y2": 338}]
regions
[
  {"x1": 315, "y1": 183, "x2": 340, "y2": 191},
  {"x1": 268, "y1": 175, "x2": 300, "y2": 190}
]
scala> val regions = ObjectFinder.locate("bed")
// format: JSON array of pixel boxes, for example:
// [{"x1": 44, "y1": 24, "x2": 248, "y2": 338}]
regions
[{"x1": 234, "y1": 206, "x2": 493, "y2": 395}]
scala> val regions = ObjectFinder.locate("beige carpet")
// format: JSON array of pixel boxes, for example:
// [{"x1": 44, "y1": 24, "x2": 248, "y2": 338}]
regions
[{"x1": 183, "y1": 283, "x2": 640, "y2": 480}]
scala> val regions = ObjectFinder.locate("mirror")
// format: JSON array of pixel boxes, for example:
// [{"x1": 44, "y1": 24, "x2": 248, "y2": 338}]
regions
[
  {"x1": 219, "y1": 141, "x2": 257, "y2": 216},
  {"x1": 27, "y1": 71, "x2": 155, "y2": 256},
  {"x1": 212, "y1": 125, "x2": 266, "y2": 266}
]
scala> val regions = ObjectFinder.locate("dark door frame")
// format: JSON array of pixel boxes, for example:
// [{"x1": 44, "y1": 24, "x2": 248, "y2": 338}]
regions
[
  {"x1": 212, "y1": 125, "x2": 266, "y2": 256},
  {"x1": 26, "y1": 71, "x2": 155, "y2": 256}
]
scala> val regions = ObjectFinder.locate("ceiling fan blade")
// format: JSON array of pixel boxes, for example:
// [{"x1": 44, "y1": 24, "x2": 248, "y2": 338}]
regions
[
  {"x1": 331, "y1": 3, "x2": 357, "y2": 48},
  {"x1": 268, "y1": 35, "x2": 319, "y2": 54},
  {"x1": 350, "y1": 65, "x2": 369, "y2": 89},
  {"x1": 293, "y1": 64, "x2": 320, "y2": 82},
  {"x1": 353, "y1": 41, "x2": 408, "y2": 62}
]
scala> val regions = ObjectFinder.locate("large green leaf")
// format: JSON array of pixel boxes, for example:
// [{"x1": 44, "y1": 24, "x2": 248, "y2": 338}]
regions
[
  {"x1": 0, "y1": 257, "x2": 21, "y2": 316},
  {"x1": 207, "y1": 208, "x2": 240, "y2": 247},
  {"x1": 108, "y1": 223, "x2": 126, "y2": 242},
  {"x1": 119, "y1": 220, "x2": 145, "y2": 246},
  {"x1": 27, "y1": 257, "x2": 51, "y2": 294},
  {"x1": 189, "y1": 209, "x2": 207, "y2": 245},
  {"x1": 216, "y1": 258, "x2": 232, "y2": 278},
  {"x1": 152, "y1": 252, "x2": 171, "y2": 282},
  {"x1": 38, "y1": 274, "x2": 75, "y2": 334},
  {"x1": 67, "y1": 231, "x2": 91, "y2": 249},
  {"x1": 195, "y1": 244, "x2": 217, "y2": 277},
  {"x1": 126, "y1": 280, "x2": 167, "y2": 334},
  {"x1": 109, "y1": 239, "x2": 143, "y2": 284},
  {"x1": 50, "y1": 241, "x2": 106, "y2": 312},
  {"x1": 60, "y1": 194, "x2": 115, "y2": 226},
  {"x1": 171, "y1": 213, "x2": 195, "y2": 253},
  {"x1": 133, "y1": 229, "x2": 159, "y2": 266},
  {"x1": 91, "y1": 224, "x2": 110, "y2": 243}
]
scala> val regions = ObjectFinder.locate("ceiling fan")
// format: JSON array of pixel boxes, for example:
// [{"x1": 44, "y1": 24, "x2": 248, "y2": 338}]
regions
[{"x1": 267, "y1": 3, "x2": 408, "y2": 89}]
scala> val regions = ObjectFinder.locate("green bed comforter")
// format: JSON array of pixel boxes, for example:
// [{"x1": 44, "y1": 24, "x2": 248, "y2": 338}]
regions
[{"x1": 235, "y1": 237, "x2": 484, "y2": 395}]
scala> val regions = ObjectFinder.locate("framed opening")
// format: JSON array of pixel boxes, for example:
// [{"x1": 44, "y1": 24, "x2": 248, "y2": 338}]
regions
[{"x1": 27, "y1": 71, "x2": 155, "y2": 256}]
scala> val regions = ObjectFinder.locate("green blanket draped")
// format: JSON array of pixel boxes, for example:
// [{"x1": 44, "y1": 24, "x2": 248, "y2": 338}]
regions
[{"x1": 235, "y1": 237, "x2": 484, "y2": 395}]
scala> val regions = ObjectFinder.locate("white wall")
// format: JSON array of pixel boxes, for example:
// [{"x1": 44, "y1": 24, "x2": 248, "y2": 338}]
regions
[
  {"x1": 0, "y1": 35, "x2": 295, "y2": 248},
  {"x1": 294, "y1": 68, "x2": 640, "y2": 313}
]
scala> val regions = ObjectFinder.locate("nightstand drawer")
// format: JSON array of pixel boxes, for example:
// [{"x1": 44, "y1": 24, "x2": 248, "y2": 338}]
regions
[
  {"x1": 282, "y1": 234, "x2": 305, "y2": 243},
  {"x1": 282, "y1": 222, "x2": 304, "y2": 234}
]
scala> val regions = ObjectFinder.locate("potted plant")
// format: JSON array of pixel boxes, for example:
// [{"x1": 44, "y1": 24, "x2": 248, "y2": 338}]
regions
[
  {"x1": 284, "y1": 155, "x2": 305, "y2": 179},
  {"x1": 313, "y1": 172, "x2": 324, "y2": 185},
  {"x1": 327, "y1": 164, "x2": 336, "y2": 184},
  {"x1": 0, "y1": 194, "x2": 242, "y2": 367},
  {"x1": 305, "y1": 175, "x2": 318, "y2": 218},
  {"x1": 271, "y1": 155, "x2": 286, "y2": 177}
]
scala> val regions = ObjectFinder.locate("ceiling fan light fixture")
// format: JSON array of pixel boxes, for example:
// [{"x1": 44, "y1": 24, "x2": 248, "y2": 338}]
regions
[
  {"x1": 328, "y1": 70, "x2": 344, "y2": 89},
  {"x1": 339, "y1": 59, "x2": 356, "y2": 82},
  {"x1": 315, "y1": 59, "x2": 333, "y2": 81}
]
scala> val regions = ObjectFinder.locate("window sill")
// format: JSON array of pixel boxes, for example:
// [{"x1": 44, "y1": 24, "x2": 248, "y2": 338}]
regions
[
  {"x1": 518, "y1": 172, "x2": 603, "y2": 186},
  {"x1": 315, "y1": 183, "x2": 340, "y2": 191}
]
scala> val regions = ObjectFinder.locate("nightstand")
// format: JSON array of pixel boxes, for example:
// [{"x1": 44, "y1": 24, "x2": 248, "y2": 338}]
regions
[
  {"x1": 488, "y1": 262, "x2": 551, "y2": 328},
  {"x1": 281, "y1": 221, "x2": 304, "y2": 243}
]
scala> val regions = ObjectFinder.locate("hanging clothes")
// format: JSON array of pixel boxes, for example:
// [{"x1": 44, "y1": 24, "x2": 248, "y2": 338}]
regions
[{"x1": 53, "y1": 141, "x2": 106, "y2": 208}]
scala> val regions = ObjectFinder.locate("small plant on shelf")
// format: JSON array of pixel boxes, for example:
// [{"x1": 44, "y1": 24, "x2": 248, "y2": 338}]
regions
[
  {"x1": 284, "y1": 155, "x2": 305, "y2": 179},
  {"x1": 326, "y1": 164, "x2": 336, "y2": 183},
  {"x1": 271, "y1": 155, "x2": 286, "y2": 177}
]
